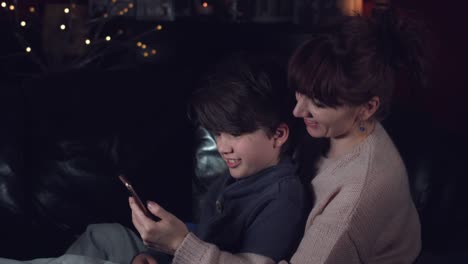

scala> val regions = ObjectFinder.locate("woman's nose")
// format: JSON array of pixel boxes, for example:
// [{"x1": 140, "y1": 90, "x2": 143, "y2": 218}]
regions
[{"x1": 293, "y1": 99, "x2": 306, "y2": 118}]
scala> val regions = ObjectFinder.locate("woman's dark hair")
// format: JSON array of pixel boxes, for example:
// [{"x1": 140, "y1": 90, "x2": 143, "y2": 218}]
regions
[
  {"x1": 189, "y1": 53, "x2": 293, "y2": 140},
  {"x1": 288, "y1": 7, "x2": 428, "y2": 120}
]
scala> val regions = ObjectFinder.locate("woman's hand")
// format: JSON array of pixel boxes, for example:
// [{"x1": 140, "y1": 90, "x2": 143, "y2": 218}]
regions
[
  {"x1": 129, "y1": 197, "x2": 189, "y2": 255},
  {"x1": 131, "y1": 253, "x2": 158, "y2": 264}
]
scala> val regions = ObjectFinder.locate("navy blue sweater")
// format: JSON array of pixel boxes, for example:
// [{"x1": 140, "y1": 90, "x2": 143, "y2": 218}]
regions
[{"x1": 195, "y1": 158, "x2": 310, "y2": 262}]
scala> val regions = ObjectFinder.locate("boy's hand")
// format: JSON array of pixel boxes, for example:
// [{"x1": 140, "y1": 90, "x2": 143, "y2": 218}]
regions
[
  {"x1": 129, "y1": 197, "x2": 189, "y2": 255},
  {"x1": 131, "y1": 253, "x2": 158, "y2": 264}
]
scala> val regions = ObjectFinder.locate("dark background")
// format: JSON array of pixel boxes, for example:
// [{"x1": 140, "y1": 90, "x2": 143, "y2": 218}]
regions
[{"x1": 0, "y1": 0, "x2": 467, "y2": 260}]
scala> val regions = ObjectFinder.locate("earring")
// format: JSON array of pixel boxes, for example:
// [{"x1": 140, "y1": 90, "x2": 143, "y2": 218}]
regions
[{"x1": 359, "y1": 122, "x2": 366, "y2": 132}]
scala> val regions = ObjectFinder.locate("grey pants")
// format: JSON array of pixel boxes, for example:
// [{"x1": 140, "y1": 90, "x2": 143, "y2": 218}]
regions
[{"x1": 0, "y1": 223, "x2": 146, "y2": 264}]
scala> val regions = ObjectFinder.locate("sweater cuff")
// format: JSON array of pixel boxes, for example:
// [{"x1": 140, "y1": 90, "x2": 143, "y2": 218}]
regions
[{"x1": 173, "y1": 232, "x2": 211, "y2": 264}]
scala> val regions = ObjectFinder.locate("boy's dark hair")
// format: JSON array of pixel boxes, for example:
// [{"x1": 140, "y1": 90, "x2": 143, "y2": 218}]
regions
[
  {"x1": 190, "y1": 53, "x2": 294, "y2": 153},
  {"x1": 288, "y1": 8, "x2": 429, "y2": 120}
]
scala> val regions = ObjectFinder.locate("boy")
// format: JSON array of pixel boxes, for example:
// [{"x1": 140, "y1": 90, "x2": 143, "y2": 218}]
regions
[
  {"x1": 130, "y1": 54, "x2": 310, "y2": 263},
  {"x1": 192, "y1": 54, "x2": 309, "y2": 260}
]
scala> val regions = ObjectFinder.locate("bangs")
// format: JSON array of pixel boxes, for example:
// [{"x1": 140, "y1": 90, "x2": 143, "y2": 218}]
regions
[{"x1": 288, "y1": 38, "x2": 348, "y2": 107}]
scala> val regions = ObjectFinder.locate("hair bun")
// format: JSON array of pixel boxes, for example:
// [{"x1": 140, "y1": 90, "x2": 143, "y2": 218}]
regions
[{"x1": 371, "y1": 0, "x2": 429, "y2": 90}]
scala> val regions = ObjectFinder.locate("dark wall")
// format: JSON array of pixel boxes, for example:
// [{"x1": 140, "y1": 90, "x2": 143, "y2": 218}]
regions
[{"x1": 394, "y1": 0, "x2": 468, "y2": 141}]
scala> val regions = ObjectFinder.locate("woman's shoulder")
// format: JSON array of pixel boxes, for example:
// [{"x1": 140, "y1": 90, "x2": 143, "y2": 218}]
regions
[{"x1": 312, "y1": 123, "x2": 409, "y2": 212}]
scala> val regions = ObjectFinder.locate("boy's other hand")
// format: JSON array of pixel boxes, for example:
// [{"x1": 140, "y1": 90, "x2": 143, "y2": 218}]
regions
[
  {"x1": 131, "y1": 253, "x2": 158, "y2": 264},
  {"x1": 129, "y1": 197, "x2": 189, "y2": 255}
]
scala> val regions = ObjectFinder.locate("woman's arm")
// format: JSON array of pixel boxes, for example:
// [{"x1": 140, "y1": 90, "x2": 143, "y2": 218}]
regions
[{"x1": 173, "y1": 233, "x2": 279, "y2": 264}]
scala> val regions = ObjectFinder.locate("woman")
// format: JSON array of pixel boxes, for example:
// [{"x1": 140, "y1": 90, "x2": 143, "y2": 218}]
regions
[{"x1": 130, "y1": 5, "x2": 427, "y2": 264}]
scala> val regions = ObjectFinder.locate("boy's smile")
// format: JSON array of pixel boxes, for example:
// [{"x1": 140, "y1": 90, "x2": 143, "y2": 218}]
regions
[{"x1": 225, "y1": 158, "x2": 241, "y2": 168}]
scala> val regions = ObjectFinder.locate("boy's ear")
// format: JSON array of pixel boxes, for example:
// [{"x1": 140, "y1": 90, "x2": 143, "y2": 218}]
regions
[{"x1": 273, "y1": 123, "x2": 289, "y2": 148}]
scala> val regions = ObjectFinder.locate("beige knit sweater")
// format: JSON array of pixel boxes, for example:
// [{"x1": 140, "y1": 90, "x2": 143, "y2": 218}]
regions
[{"x1": 173, "y1": 123, "x2": 421, "y2": 264}]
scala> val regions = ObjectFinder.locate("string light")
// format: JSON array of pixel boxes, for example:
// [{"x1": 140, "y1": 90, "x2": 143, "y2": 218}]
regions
[
  {"x1": 9, "y1": 4, "x2": 15, "y2": 11},
  {"x1": 64, "y1": 8, "x2": 70, "y2": 14},
  {"x1": 105, "y1": 36, "x2": 111, "y2": 41},
  {"x1": 151, "y1": 49, "x2": 157, "y2": 55},
  {"x1": 20, "y1": 21, "x2": 26, "y2": 27},
  {"x1": 141, "y1": 44, "x2": 147, "y2": 49},
  {"x1": 85, "y1": 39, "x2": 91, "y2": 45},
  {"x1": 123, "y1": 8, "x2": 129, "y2": 13},
  {"x1": 202, "y1": 2, "x2": 208, "y2": 8},
  {"x1": 26, "y1": 47, "x2": 32, "y2": 53},
  {"x1": 1, "y1": 2, "x2": 6, "y2": 8},
  {"x1": 103, "y1": 13, "x2": 109, "y2": 18},
  {"x1": 128, "y1": 3, "x2": 134, "y2": 8},
  {"x1": 111, "y1": 0, "x2": 117, "y2": 3},
  {"x1": 29, "y1": 6, "x2": 35, "y2": 13},
  {"x1": 136, "y1": 42, "x2": 142, "y2": 47},
  {"x1": 143, "y1": 52, "x2": 149, "y2": 57},
  {"x1": 60, "y1": 24, "x2": 66, "y2": 30},
  {"x1": 156, "y1": 25, "x2": 163, "y2": 31}
]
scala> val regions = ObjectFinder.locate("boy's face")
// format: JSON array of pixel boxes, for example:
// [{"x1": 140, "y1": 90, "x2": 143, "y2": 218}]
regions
[{"x1": 215, "y1": 129, "x2": 281, "y2": 179}]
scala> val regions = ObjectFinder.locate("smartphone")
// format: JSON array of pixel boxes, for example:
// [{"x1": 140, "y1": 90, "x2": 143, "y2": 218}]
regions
[{"x1": 118, "y1": 175, "x2": 151, "y2": 217}]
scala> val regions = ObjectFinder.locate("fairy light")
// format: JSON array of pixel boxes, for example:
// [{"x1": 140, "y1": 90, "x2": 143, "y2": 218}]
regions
[
  {"x1": 26, "y1": 47, "x2": 32, "y2": 53},
  {"x1": 202, "y1": 2, "x2": 208, "y2": 8},
  {"x1": 105, "y1": 36, "x2": 111, "y2": 41},
  {"x1": 123, "y1": 8, "x2": 129, "y2": 13},
  {"x1": 20, "y1": 21, "x2": 26, "y2": 27},
  {"x1": 29, "y1": 6, "x2": 35, "y2": 13},
  {"x1": 111, "y1": 0, "x2": 117, "y2": 3},
  {"x1": 141, "y1": 44, "x2": 147, "y2": 49},
  {"x1": 85, "y1": 39, "x2": 91, "y2": 45},
  {"x1": 151, "y1": 49, "x2": 157, "y2": 55},
  {"x1": 128, "y1": 3, "x2": 134, "y2": 8},
  {"x1": 103, "y1": 13, "x2": 108, "y2": 18},
  {"x1": 156, "y1": 24, "x2": 163, "y2": 31},
  {"x1": 136, "y1": 42, "x2": 142, "y2": 47},
  {"x1": 9, "y1": 4, "x2": 14, "y2": 11},
  {"x1": 64, "y1": 8, "x2": 70, "y2": 14},
  {"x1": 60, "y1": 24, "x2": 66, "y2": 30},
  {"x1": 1, "y1": 2, "x2": 6, "y2": 8},
  {"x1": 143, "y1": 52, "x2": 149, "y2": 57}
]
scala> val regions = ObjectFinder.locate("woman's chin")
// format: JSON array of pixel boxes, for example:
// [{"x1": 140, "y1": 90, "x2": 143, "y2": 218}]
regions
[{"x1": 306, "y1": 126, "x2": 324, "y2": 138}]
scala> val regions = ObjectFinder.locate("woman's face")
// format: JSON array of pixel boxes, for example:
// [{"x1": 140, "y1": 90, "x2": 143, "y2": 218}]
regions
[{"x1": 293, "y1": 92, "x2": 362, "y2": 139}]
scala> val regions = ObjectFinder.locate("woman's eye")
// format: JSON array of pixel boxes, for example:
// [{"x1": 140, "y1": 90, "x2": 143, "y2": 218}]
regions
[
  {"x1": 315, "y1": 102, "x2": 326, "y2": 108},
  {"x1": 312, "y1": 99, "x2": 326, "y2": 108}
]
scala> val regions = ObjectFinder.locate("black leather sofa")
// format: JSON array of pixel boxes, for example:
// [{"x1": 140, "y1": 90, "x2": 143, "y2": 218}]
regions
[
  {"x1": 0, "y1": 67, "x2": 197, "y2": 259},
  {"x1": 1, "y1": 66, "x2": 467, "y2": 263}
]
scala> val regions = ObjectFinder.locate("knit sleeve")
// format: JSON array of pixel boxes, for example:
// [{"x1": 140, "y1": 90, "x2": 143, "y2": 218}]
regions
[
  {"x1": 172, "y1": 233, "x2": 277, "y2": 264},
  {"x1": 290, "y1": 186, "x2": 361, "y2": 264}
]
